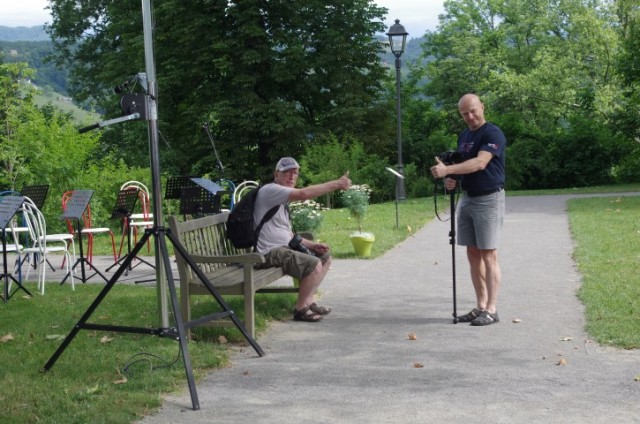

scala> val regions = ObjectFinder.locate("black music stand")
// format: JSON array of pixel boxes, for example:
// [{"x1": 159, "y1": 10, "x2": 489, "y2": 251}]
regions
[
  {"x1": 179, "y1": 185, "x2": 223, "y2": 216},
  {"x1": 191, "y1": 178, "x2": 228, "y2": 211},
  {"x1": 164, "y1": 176, "x2": 198, "y2": 200},
  {"x1": 60, "y1": 190, "x2": 108, "y2": 284},
  {"x1": 1, "y1": 196, "x2": 31, "y2": 302},
  {"x1": 20, "y1": 185, "x2": 49, "y2": 209},
  {"x1": 107, "y1": 188, "x2": 154, "y2": 274}
]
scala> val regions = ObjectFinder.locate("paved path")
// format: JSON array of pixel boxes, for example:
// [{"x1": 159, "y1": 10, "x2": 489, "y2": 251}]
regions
[{"x1": 133, "y1": 195, "x2": 639, "y2": 424}]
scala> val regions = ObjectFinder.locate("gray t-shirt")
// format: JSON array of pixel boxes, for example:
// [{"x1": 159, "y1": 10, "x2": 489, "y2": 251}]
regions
[{"x1": 254, "y1": 183, "x2": 293, "y2": 253}]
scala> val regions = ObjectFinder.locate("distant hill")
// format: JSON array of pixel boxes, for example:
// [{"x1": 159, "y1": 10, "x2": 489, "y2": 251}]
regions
[
  {"x1": 0, "y1": 25, "x2": 49, "y2": 41},
  {"x1": 1, "y1": 40, "x2": 68, "y2": 94}
]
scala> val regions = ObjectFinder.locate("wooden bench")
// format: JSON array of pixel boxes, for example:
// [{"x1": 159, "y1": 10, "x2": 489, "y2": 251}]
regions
[{"x1": 167, "y1": 212, "x2": 298, "y2": 338}]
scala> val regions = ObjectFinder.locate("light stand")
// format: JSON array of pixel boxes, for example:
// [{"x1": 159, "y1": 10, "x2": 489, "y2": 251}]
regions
[
  {"x1": 43, "y1": 0, "x2": 263, "y2": 410},
  {"x1": 387, "y1": 19, "x2": 408, "y2": 228}
]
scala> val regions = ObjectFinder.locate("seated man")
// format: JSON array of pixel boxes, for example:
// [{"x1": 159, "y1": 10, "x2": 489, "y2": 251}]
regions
[{"x1": 254, "y1": 157, "x2": 351, "y2": 322}]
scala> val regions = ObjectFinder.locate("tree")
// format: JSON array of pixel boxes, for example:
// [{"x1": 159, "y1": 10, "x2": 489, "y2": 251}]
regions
[
  {"x1": 0, "y1": 61, "x2": 149, "y2": 233},
  {"x1": 46, "y1": 0, "x2": 389, "y2": 181},
  {"x1": 413, "y1": 0, "x2": 633, "y2": 188}
]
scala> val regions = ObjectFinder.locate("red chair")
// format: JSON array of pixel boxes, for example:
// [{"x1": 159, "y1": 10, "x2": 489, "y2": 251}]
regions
[
  {"x1": 116, "y1": 181, "x2": 154, "y2": 258},
  {"x1": 62, "y1": 191, "x2": 117, "y2": 265}
]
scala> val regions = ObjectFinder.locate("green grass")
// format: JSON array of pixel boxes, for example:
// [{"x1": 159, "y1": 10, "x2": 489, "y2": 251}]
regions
[
  {"x1": 510, "y1": 183, "x2": 640, "y2": 196},
  {"x1": 568, "y1": 195, "x2": 640, "y2": 349},
  {"x1": 0, "y1": 282, "x2": 296, "y2": 424},
  {"x1": 2, "y1": 187, "x2": 639, "y2": 423},
  {"x1": 314, "y1": 197, "x2": 438, "y2": 258}
]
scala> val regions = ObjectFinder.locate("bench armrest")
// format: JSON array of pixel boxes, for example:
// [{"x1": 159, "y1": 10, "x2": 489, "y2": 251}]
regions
[{"x1": 189, "y1": 253, "x2": 266, "y2": 265}]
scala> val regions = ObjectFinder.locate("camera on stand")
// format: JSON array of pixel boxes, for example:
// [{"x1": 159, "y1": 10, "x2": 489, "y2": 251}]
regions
[
  {"x1": 437, "y1": 150, "x2": 465, "y2": 165},
  {"x1": 288, "y1": 234, "x2": 316, "y2": 256}
]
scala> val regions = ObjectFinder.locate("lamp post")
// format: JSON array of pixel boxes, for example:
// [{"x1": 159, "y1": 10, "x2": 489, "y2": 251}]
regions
[{"x1": 387, "y1": 19, "x2": 408, "y2": 228}]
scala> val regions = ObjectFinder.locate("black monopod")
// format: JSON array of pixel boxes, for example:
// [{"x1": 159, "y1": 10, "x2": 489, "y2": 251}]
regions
[
  {"x1": 433, "y1": 150, "x2": 464, "y2": 324},
  {"x1": 447, "y1": 184, "x2": 459, "y2": 324}
]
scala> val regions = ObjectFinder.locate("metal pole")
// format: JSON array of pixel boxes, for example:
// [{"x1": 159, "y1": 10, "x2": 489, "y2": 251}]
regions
[
  {"x1": 394, "y1": 55, "x2": 406, "y2": 228},
  {"x1": 141, "y1": 0, "x2": 169, "y2": 327}
]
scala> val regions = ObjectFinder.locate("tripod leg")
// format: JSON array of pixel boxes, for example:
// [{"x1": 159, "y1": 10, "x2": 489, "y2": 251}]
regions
[
  {"x1": 157, "y1": 233, "x2": 200, "y2": 410},
  {"x1": 44, "y1": 232, "x2": 151, "y2": 371}
]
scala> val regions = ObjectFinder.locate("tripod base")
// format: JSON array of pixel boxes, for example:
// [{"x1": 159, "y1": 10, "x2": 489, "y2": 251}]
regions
[
  {"x1": 43, "y1": 226, "x2": 264, "y2": 410},
  {"x1": 61, "y1": 257, "x2": 108, "y2": 285},
  {"x1": 2, "y1": 273, "x2": 32, "y2": 302}
]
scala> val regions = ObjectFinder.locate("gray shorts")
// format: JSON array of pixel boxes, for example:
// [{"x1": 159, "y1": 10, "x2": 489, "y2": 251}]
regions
[
  {"x1": 262, "y1": 247, "x2": 328, "y2": 279},
  {"x1": 457, "y1": 189, "x2": 505, "y2": 250}
]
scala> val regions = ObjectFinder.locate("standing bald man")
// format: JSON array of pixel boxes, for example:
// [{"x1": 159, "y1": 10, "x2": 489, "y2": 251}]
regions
[{"x1": 430, "y1": 93, "x2": 507, "y2": 326}]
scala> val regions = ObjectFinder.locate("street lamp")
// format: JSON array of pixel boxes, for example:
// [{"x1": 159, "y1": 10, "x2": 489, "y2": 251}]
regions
[{"x1": 387, "y1": 19, "x2": 408, "y2": 228}]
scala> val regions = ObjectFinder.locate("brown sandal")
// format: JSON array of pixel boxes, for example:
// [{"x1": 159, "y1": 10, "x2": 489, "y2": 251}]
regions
[
  {"x1": 293, "y1": 306, "x2": 323, "y2": 322},
  {"x1": 309, "y1": 303, "x2": 331, "y2": 315}
]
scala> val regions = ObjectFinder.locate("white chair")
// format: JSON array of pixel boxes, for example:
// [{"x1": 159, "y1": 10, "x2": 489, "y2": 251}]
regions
[
  {"x1": 20, "y1": 198, "x2": 75, "y2": 294},
  {"x1": 20, "y1": 197, "x2": 76, "y2": 274},
  {"x1": 232, "y1": 180, "x2": 259, "y2": 206}
]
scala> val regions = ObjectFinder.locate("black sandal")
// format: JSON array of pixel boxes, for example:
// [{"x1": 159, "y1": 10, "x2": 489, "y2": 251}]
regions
[
  {"x1": 309, "y1": 303, "x2": 331, "y2": 315},
  {"x1": 456, "y1": 308, "x2": 482, "y2": 323},
  {"x1": 293, "y1": 306, "x2": 323, "y2": 322}
]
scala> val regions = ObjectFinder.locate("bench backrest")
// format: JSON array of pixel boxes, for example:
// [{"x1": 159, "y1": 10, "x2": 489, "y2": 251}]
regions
[{"x1": 168, "y1": 213, "x2": 250, "y2": 276}]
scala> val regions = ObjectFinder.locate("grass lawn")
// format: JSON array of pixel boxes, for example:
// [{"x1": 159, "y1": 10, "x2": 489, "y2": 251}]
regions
[{"x1": 1, "y1": 185, "x2": 638, "y2": 423}]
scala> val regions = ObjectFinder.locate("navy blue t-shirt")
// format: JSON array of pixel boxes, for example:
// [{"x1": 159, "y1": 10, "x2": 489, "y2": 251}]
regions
[{"x1": 458, "y1": 122, "x2": 506, "y2": 193}]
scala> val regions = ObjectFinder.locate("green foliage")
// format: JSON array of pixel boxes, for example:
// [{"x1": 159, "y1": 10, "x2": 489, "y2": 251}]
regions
[
  {"x1": 408, "y1": 0, "x2": 640, "y2": 190},
  {"x1": 0, "y1": 62, "x2": 153, "y2": 234},
  {"x1": 340, "y1": 184, "x2": 371, "y2": 233},
  {"x1": 46, "y1": 0, "x2": 390, "y2": 180}
]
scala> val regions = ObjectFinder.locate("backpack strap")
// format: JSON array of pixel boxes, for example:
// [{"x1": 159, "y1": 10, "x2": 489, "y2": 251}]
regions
[{"x1": 253, "y1": 204, "x2": 280, "y2": 251}]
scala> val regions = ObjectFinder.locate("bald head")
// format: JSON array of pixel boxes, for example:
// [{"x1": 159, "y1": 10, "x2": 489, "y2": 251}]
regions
[{"x1": 458, "y1": 94, "x2": 486, "y2": 131}]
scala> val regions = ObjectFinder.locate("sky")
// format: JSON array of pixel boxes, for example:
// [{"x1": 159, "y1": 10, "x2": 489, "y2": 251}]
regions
[{"x1": 0, "y1": 0, "x2": 445, "y2": 38}]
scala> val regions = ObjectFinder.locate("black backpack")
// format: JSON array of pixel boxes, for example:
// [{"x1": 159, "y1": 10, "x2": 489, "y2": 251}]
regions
[{"x1": 226, "y1": 186, "x2": 279, "y2": 249}]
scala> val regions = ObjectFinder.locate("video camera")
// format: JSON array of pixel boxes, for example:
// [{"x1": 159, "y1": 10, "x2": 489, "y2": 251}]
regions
[
  {"x1": 437, "y1": 150, "x2": 465, "y2": 165},
  {"x1": 289, "y1": 234, "x2": 316, "y2": 256}
]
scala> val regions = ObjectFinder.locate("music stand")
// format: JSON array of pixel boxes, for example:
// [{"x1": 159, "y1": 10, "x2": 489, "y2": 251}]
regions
[
  {"x1": 60, "y1": 190, "x2": 108, "y2": 284},
  {"x1": 0, "y1": 196, "x2": 31, "y2": 302},
  {"x1": 20, "y1": 185, "x2": 49, "y2": 209},
  {"x1": 107, "y1": 188, "x2": 154, "y2": 274},
  {"x1": 179, "y1": 188, "x2": 222, "y2": 216},
  {"x1": 179, "y1": 178, "x2": 224, "y2": 216},
  {"x1": 164, "y1": 176, "x2": 198, "y2": 200}
]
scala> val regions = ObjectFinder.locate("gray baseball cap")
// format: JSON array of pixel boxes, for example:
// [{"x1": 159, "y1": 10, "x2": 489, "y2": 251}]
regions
[{"x1": 275, "y1": 157, "x2": 300, "y2": 171}]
